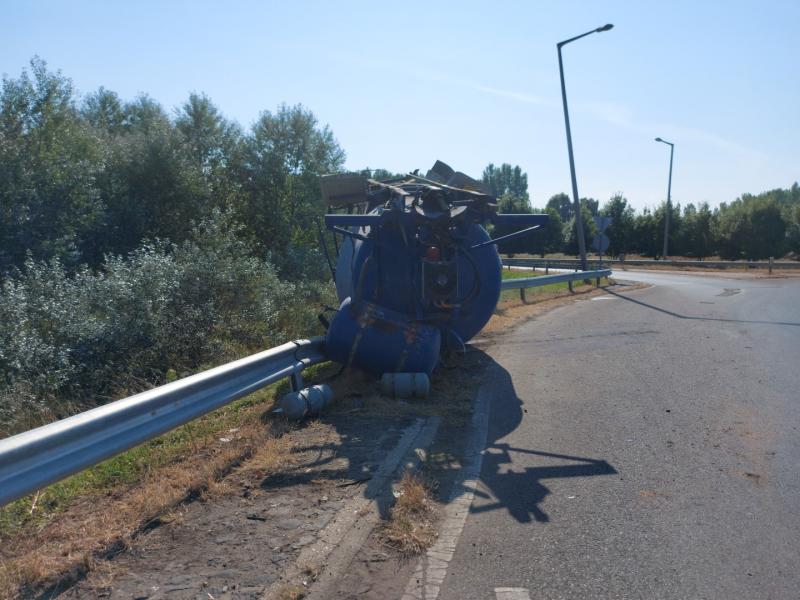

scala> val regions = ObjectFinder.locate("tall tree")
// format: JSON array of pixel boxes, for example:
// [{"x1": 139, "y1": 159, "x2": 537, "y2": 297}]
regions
[
  {"x1": 601, "y1": 193, "x2": 635, "y2": 257},
  {"x1": 175, "y1": 93, "x2": 243, "y2": 210},
  {"x1": 526, "y1": 207, "x2": 564, "y2": 257},
  {"x1": 482, "y1": 163, "x2": 528, "y2": 200},
  {"x1": 563, "y1": 204, "x2": 597, "y2": 256},
  {"x1": 82, "y1": 87, "x2": 125, "y2": 134},
  {"x1": 582, "y1": 197, "x2": 599, "y2": 217},
  {"x1": 0, "y1": 58, "x2": 104, "y2": 269},
  {"x1": 679, "y1": 203, "x2": 714, "y2": 258},
  {"x1": 239, "y1": 103, "x2": 345, "y2": 254},
  {"x1": 546, "y1": 193, "x2": 573, "y2": 222},
  {"x1": 632, "y1": 208, "x2": 658, "y2": 257},
  {"x1": 90, "y1": 96, "x2": 202, "y2": 258}
]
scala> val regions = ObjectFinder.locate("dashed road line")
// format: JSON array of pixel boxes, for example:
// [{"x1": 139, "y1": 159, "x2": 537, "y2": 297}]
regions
[{"x1": 494, "y1": 588, "x2": 531, "y2": 600}]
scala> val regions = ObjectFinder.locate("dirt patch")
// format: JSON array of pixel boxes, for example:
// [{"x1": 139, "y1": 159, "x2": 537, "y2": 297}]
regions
[
  {"x1": 52, "y1": 414, "x2": 417, "y2": 600},
  {"x1": 0, "y1": 413, "x2": 292, "y2": 600}
]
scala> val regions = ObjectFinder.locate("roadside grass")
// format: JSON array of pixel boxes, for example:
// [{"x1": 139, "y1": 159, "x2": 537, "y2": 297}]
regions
[
  {"x1": 276, "y1": 583, "x2": 307, "y2": 600},
  {"x1": 499, "y1": 267, "x2": 603, "y2": 301},
  {"x1": 0, "y1": 361, "x2": 335, "y2": 599},
  {"x1": 381, "y1": 472, "x2": 437, "y2": 556}
]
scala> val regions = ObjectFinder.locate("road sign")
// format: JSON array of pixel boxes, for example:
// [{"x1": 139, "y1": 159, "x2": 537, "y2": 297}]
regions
[
  {"x1": 592, "y1": 233, "x2": 609, "y2": 253},
  {"x1": 593, "y1": 215, "x2": 612, "y2": 232}
]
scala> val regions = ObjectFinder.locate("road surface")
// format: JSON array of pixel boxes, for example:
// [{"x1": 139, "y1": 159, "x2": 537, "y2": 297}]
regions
[{"x1": 435, "y1": 270, "x2": 800, "y2": 599}]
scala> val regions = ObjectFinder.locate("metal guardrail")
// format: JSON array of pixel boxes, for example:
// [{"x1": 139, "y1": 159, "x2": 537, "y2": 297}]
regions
[
  {"x1": 0, "y1": 268, "x2": 613, "y2": 508},
  {"x1": 0, "y1": 337, "x2": 326, "y2": 507},
  {"x1": 503, "y1": 256, "x2": 800, "y2": 271},
  {"x1": 501, "y1": 268, "x2": 612, "y2": 301},
  {"x1": 504, "y1": 257, "x2": 610, "y2": 271}
]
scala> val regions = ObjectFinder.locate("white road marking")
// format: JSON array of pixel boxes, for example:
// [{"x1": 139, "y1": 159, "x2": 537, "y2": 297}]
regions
[
  {"x1": 401, "y1": 370, "x2": 493, "y2": 600},
  {"x1": 495, "y1": 588, "x2": 532, "y2": 600}
]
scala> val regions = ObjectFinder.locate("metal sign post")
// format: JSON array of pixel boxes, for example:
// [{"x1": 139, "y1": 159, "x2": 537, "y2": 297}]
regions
[{"x1": 592, "y1": 216, "x2": 612, "y2": 268}]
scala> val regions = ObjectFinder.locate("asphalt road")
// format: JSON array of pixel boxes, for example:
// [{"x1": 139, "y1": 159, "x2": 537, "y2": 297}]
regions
[{"x1": 438, "y1": 270, "x2": 800, "y2": 600}]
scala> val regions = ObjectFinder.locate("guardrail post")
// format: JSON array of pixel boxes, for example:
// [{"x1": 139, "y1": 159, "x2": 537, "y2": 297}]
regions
[
  {"x1": 568, "y1": 280, "x2": 573, "y2": 292},
  {"x1": 596, "y1": 276, "x2": 600, "y2": 287},
  {"x1": 290, "y1": 370, "x2": 303, "y2": 392},
  {"x1": 545, "y1": 262, "x2": 549, "y2": 275},
  {"x1": 769, "y1": 256, "x2": 773, "y2": 275},
  {"x1": 520, "y1": 288, "x2": 527, "y2": 303}
]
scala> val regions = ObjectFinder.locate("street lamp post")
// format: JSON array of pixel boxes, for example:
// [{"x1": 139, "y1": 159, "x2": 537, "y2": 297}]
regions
[
  {"x1": 654, "y1": 137, "x2": 674, "y2": 259},
  {"x1": 558, "y1": 23, "x2": 613, "y2": 272}
]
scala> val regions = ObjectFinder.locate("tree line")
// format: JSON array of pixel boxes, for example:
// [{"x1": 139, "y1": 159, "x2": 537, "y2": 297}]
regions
[
  {"x1": 1, "y1": 58, "x2": 345, "y2": 275},
  {"x1": 482, "y1": 163, "x2": 800, "y2": 260},
  {"x1": 1, "y1": 58, "x2": 798, "y2": 433},
  {"x1": 2, "y1": 58, "x2": 797, "y2": 275}
]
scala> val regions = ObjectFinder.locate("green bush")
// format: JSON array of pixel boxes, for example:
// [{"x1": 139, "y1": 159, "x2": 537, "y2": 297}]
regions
[{"x1": 0, "y1": 210, "x2": 334, "y2": 436}]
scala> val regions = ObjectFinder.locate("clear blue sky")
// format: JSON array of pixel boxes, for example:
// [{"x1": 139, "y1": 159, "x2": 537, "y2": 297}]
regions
[{"x1": 3, "y1": 0, "x2": 798, "y2": 211}]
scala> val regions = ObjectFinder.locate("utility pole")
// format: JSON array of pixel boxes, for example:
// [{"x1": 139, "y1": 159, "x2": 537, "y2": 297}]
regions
[
  {"x1": 557, "y1": 23, "x2": 614, "y2": 271},
  {"x1": 655, "y1": 137, "x2": 675, "y2": 259}
]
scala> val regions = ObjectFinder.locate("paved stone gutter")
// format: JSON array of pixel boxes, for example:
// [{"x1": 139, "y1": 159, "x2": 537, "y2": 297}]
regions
[{"x1": 58, "y1": 413, "x2": 422, "y2": 600}]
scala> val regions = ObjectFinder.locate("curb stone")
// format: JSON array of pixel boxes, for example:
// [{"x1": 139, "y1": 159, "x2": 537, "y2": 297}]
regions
[
  {"x1": 401, "y1": 368, "x2": 493, "y2": 600},
  {"x1": 264, "y1": 416, "x2": 441, "y2": 600}
]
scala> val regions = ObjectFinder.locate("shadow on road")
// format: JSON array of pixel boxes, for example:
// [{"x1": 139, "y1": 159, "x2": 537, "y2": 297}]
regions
[
  {"x1": 254, "y1": 349, "x2": 618, "y2": 527},
  {"x1": 463, "y1": 357, "x2": 617, "y2": 523},
  {"x1": 604, "y1": 287, "x2": 800, "y2": 327},
  {"x1": 472, "y1": 444, "x2": 617, "y2": 523}
]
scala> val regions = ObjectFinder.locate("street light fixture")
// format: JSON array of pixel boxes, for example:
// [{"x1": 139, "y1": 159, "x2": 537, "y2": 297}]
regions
[
  {"x1": 557, "y1": 24, "x2": 614, "y2": 271},
  {"x1": 654, "y1": 137, "x2": 675, "y2": 259}
]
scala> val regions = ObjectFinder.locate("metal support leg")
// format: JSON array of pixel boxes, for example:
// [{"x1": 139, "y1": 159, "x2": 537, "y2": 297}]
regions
[{"x1": 289, "y1": 370, "x2": 303, "y2": 392}]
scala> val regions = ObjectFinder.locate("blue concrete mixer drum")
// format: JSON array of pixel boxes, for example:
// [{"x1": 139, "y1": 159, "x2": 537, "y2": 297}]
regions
[{"x1": 320, "y1": 161, "x2": 547, "y2": 377}]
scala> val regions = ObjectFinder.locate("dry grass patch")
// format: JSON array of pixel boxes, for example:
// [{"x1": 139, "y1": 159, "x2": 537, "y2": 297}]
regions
[
  {"x1": 277, "y1": 583, "x2": 307, "y2": 600},
  {"x1": 300, "y1": 562, "x2": 321, "y2": 584},
  {"x1": 0, "y1": 409, "x2": 295, "y2": 600},
  {"x1": 328, "y1": 361, "x2": 476, "y2": 429},
  {"x1": 381, "y1": 472, "x2": 437, "y2": 556}
]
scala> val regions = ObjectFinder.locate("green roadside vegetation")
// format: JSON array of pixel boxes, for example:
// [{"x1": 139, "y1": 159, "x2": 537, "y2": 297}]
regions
[{"x1": 499, "y1": 268, "x2": 591, "y2": 301}]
